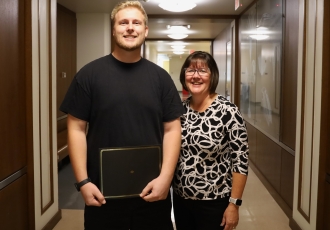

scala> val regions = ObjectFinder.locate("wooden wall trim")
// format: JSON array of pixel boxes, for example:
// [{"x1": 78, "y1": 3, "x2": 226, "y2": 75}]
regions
[
  {"x1": 37, "y1": 0, "x2": 54, "y2": 215},
  {"x1": 234, "y1": 18, "x2": 240, "y2": 108},
  {"x1": 289, "y1": 218, "x2": 303, "y2": 230},
  {"x1": 41, "y1": 209, "x2": 62, "y2": 230},
  {"x1": 249, "y1": 162, "x2": 292, "y2": 218},
  {"x1": 0, "y1": 168, "x2": 27, "y2": 190},
  {"x1": 280, "y1": 0, "x2": 299, "y2": 149},
  {"x1": 57, "y1": 114, "x2": 67, "y2": 121},
  {"x1": 57, "y1": 3, "x2": 75, "y2": 16},
  {"x1": 31, "y1": 0, "x2": 59, "y2": 228},
  {"x1": 24, "y1": 0, "x2": 36, "y2": 228},
  {"x1": 297, "y1": 0, "x2": 310, "y2": 221},
  {"x1": 293, "y1": 0, "x2": 325, "y2": 229},
  {"x1": 316, "y1": 0, "x2": 330, "y2": 228},
  {"x1": 246, "y1": 121, "x2": 295, "y2": 156}
]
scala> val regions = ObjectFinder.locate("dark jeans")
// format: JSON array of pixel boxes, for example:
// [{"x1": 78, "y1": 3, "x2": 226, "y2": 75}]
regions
[
  {"x1": 84, "y1": 196, "x2": 173, "y2": 230},
  {"x1": 172, "y1": 193, "x2": 229, "y2": 230}
]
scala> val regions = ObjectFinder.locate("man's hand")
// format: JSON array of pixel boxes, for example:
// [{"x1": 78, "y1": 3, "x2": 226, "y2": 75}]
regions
[
  {"x1": 80, "y1": 182, "x2": 106, "y2": 206},
  {"x1": 139, "y1": 175, "x2": 171, "y2": 202}
]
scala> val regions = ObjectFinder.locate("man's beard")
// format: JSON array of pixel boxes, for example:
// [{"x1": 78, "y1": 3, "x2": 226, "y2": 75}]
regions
[{"x1": 114, "y1": 36, "x2": 143, "y2": 51}]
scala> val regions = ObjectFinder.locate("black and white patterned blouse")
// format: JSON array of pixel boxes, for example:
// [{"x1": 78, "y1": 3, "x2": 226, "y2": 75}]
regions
[{"x1": 173, "y1": 94, "x2": 249, "y2": 200}]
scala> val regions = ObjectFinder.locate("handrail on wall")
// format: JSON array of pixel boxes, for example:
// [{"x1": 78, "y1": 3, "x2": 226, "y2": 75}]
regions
[{"x1": 0, "y1": 167, "x2": 27, "y2": 190}]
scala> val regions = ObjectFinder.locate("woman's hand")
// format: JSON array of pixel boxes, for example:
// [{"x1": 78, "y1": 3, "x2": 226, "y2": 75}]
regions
[{"x1": 221, "y1": 203, "x2": 239, "y2": 230}]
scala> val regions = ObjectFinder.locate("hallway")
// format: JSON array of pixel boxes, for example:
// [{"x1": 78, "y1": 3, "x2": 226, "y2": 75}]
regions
[{"x1": 53, "y1": 158, "x2": 291, "y2": 230}]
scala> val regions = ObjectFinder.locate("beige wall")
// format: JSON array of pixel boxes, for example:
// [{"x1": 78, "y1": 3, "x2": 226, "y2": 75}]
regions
[
  {"x1": 293, "y1": 0, "x2": 325, "y2": 229},
  {"x1": 32, "y1": 0, "x2": 59, "y2": 228},
  {"x1": 169, "y1": 55, "x2": 188, "y2": 91},
  {"x1": 76, "y1": 13, "x2": 111, "y2": 70}
]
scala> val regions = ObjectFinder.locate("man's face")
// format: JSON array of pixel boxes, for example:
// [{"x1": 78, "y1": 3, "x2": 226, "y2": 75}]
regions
[{"x1": 112, "y1": 7, "x2": 148, "y2": 51}]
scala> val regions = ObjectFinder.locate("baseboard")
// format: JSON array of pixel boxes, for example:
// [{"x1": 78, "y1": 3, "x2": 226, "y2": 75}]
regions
[
  {"x1": 42, "y1": 209, "x2": 62, "y2": 230},
  {"x1": 289, "y1": 217, "x2": 302, "y2": 230}
]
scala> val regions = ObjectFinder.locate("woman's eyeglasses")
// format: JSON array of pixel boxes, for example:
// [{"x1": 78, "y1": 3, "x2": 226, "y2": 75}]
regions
[{"x1": 184, "y1": 68, "x2": 209, "y2": 76}]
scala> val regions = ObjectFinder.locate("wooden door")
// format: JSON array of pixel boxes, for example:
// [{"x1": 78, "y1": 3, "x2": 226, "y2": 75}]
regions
[{"x1": 0, "y1": 0, "x2": 31, "y2": 229}]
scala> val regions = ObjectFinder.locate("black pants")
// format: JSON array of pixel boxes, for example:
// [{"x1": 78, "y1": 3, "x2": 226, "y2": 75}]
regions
[
  {"x1": 172, "y1": 193, "x2": 229, "y2": 230},
  {"x1": 84, "y1": 196, "x2": 173, "y2": 230}
]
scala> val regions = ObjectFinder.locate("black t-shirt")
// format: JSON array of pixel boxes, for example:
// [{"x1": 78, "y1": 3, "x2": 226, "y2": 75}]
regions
[{"x1": 60, "y1": 54, "x2": 184, "y2": 186}]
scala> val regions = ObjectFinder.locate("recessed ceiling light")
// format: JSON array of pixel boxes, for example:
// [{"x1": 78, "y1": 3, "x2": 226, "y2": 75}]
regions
[
  {"x1": 159, "y1": 1, "x2": 196, "y2": 12},
  {"x1": 249, "y1": 35, "x2": 269, "y2": 40},
  {"x1": 167, "y1": 25, "x2": 190, "y2": 30},
  {"x1": 171, "y1": 45, "x2": 186, "y2": 49},
  {"x1": 167, "y1": 34, "x2": 188, "y2": 39},
  {"x1": 173, "y1": 51, "x2": 184, "y2": 55}
]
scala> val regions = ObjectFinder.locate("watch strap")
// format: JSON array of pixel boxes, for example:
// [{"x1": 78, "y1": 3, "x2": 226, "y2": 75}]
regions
[
  {"x1": 74, "y1": 178, "x2": 91, "y2": 191},
  {"x1": 229, "y1": 197, "x2": 242, "y2": 206}
]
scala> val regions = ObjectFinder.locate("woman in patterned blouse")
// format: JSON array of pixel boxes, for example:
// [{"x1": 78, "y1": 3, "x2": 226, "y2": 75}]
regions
[{"x1": 172, "y1": 51, "x2": 249, "y2": 230}]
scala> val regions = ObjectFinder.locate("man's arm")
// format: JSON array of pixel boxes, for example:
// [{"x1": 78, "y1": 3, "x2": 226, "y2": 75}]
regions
[
  {"x1": 67, "y1": 114, "x2": 105, "y2": 206},
  {"x1": 140, "y1": 117, "x2": 181, "y2": 201}
]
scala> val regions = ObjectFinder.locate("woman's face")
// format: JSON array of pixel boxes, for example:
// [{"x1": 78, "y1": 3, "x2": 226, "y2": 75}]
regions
[{"x1": 184, "y1": 61, "x2": 211, "y2": 97}]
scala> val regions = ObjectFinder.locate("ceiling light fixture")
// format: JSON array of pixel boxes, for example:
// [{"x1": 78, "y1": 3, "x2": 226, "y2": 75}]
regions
[
  {"x1": 159, "y1": 1, "x2": 197, "y2": 12},
  {"x1": 167, "y1": 25, "x2": 190, "y2": 40},
  {"x1": 249, "y1": 35, "x2": 269, "y2": 40},
  {"x1": 171, "y1": 45, "x2": 186, "y2": 49},
  {"x1": 167, "y1": 25, "x2": 190, "y2": 30},
  {"x1": 248, "y1": 27, "x2": 270, "y2": 40},
  {"x1": 173, "y1": 51, "x2": 184, "y2": 55},
  {"x1": 167, "y1": 34, "x2": 188, "y2": 39}
]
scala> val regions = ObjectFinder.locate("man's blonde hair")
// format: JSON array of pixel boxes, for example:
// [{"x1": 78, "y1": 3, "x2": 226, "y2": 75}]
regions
[{"x1": 111, "y1": 1, "x2": 148, "y2": 26}]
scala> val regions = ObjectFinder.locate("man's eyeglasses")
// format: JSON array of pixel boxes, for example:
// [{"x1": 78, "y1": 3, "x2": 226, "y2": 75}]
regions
[{"x1": 184, "y1": 68, "x2": 209, "y2": 76}]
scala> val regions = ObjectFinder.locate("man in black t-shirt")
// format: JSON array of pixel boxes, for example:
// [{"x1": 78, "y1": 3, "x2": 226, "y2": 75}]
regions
[{"x1": 60, "y1": 1, "x2": 184, "y2": 229}]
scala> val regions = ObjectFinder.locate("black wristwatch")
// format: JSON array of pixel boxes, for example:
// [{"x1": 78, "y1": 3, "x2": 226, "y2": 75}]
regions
[
  {"x1": 229, "y1": 197, "x2": 242, "y2": 206},
  {"x1": 74, "y1": 178, "x2": 91, "y2": 191}
]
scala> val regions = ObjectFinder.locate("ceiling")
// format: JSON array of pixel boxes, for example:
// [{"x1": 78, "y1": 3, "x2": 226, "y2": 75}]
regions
[{"x1": 56, "y1": 0, "x2": 255, "y2": 55}]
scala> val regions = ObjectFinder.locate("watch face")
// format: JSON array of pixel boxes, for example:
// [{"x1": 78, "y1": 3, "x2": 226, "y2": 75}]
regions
[{"x1": 229, "y1": 197, "x2": 242, "y2": 206}]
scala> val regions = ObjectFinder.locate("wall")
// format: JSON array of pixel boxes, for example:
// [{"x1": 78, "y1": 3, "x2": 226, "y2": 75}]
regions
[
  {"x1": 238, "y1": 0, "x2": 298, "y2": 219},
  {"x1": 0, "y1": 0, "x2": 29, "y2": 228},
  {"x1": 292, "y1": 0, "x2": 326, "y2": 229},
  {"x1": 169, "y1": 55, "x2": 189, "y2": 90},
  {"x1": 57, "y1": 4, "x2": 77, "y2": 162},
  {"x1": 76, "y1": 13, "x2": 111, "y2": 70},
  {"x1": 0, "y1": 1, "x2": 61, "y2": 229},
  {"x1": 213, "y1": 20, "x2": 237, "y2": 103},
  {"x1": 213, "y1": 23, "x2": 231, "y2": 98},
  {"x1": 31, "y1": 0, "x2": 60, "y2": 229},
  {"x1": 281, "y1": 0, "x2": 299, "y2": 149}
]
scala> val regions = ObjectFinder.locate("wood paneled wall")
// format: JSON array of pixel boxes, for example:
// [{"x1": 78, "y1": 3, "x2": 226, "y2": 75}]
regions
[
  {"x1": 0, "y1": 0, "x2": 31, "y2": 228},
  {"x1": 57, "y1": 4, "x2": 76, "y2": 162},
  {"x1": 246, "y1": 122, "x2": 294, "y2": 216},
  {"x1": 281, "y1": 0, "x2": 299, "y2": 150},
  {"x1": 0, "y1": 0, "x2": 27, "y2": 182},
  {"x1": 238, "y1": 0, "x2": 298, "y2": 218},
  {"x1": 0, "y1": 175, "x2": 29, "y2": 229},
  {"x1": 324, "y1": 183, "x2": 330, "y2": 230},
  {"x1": 317, "y1": 0, "x2": 330, "y2": 228}
]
